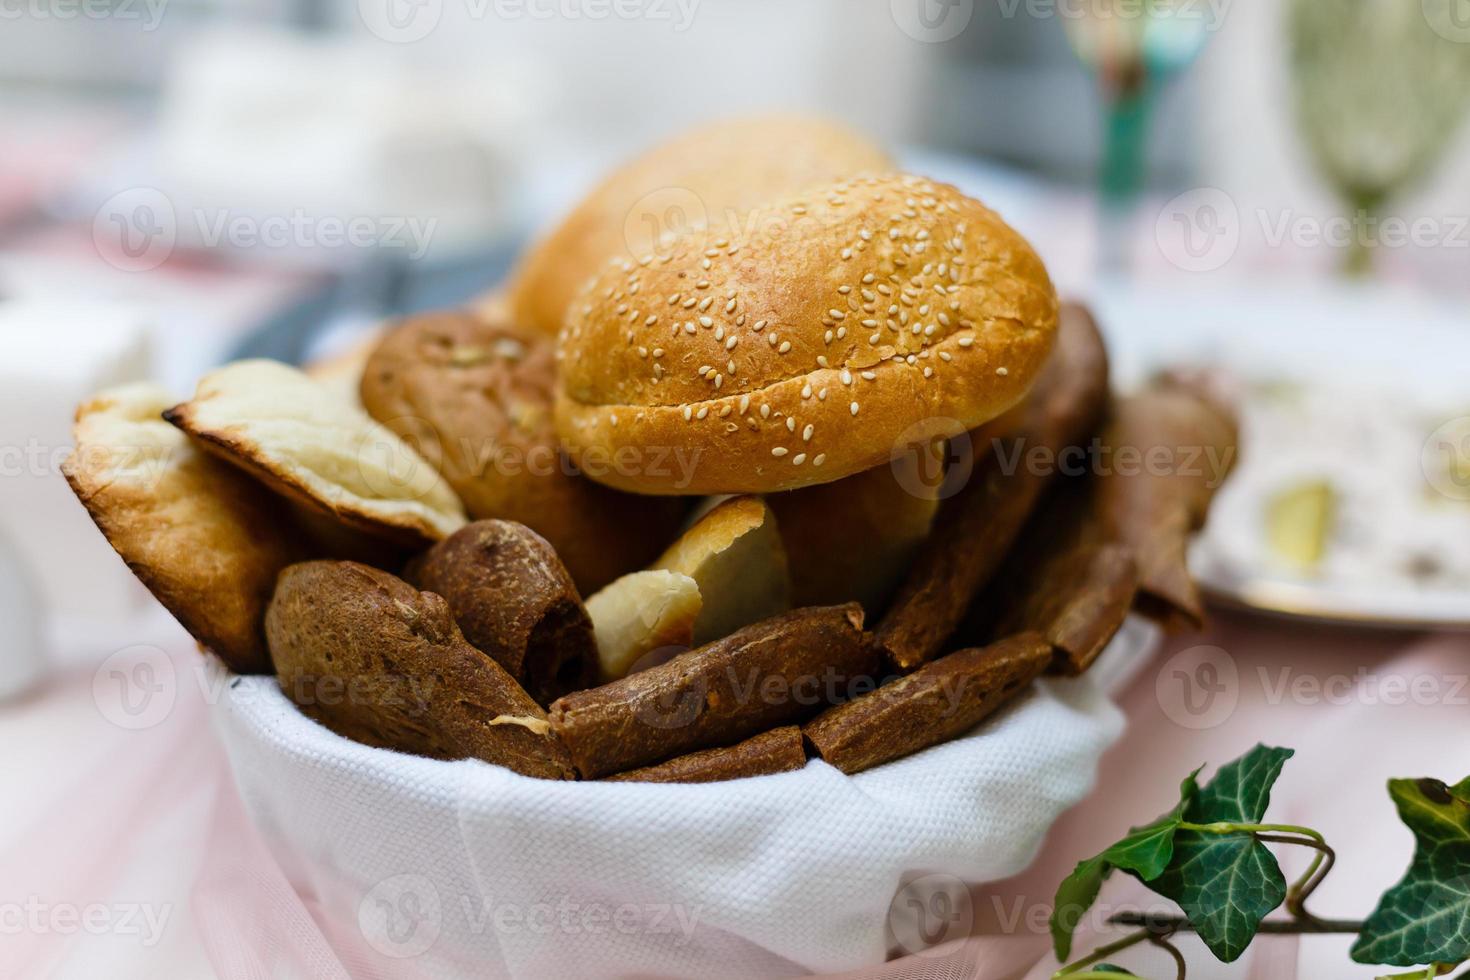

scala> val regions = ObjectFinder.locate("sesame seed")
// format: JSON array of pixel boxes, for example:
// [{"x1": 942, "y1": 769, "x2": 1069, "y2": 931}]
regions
[
  {"x1": 824, "y1": 330, "x2": 833, "y2": 344},
  {"x1": 802, "y1": 424, "x2": 814, "y2": 441},
  {"x1": 714, "y1": 374, "x2": 723, "y2": 389},
  {"x1": 715, "y1": 326, "x2": 725, "y2": 341},
  {"x1": 696, "y1": 406, "x2": 709, "y2": 420},
  {"x1": 818, "y1": 388, "x2": 828, "y2": 400},
  {"x1": 801, "y1": 383, "x2": 812, "y2": 399},
  {"x1": 645, "y1": 315, "x2": 658, "y2": 326},
  {"x1": 869, "y1": 333, "x2": 881, "y2": 344},
  {"x1": 837, "y1": 285, "x2": 852, "y2": 294},
  {"x1": 861, "y1": 370, "x2": 876, "y2": 381},
  {"x1": 720, "y1": 404, "x2": 732, "y2": 417},
  {"x1": 610, "y1": 415, "x2": 618, "y2": 427},
  {"x1": 739, "y1": 394, "x2": 750, "y2": 414},
  {"x1": 836, "y1": 327, "x2": 847, "y2": 340},
  {"x1": 923, "y1": 367, "x2": 934, "y2": 378},
  {"x1": 653, "y1": 348, "x2": 665, "y2": 358},
  {"x1": 698, "y1": 364, "x2": 712, "y2": 375},
  {"x1": 786, "y1": 417, "x2": 796, "y2": 432},
  {"x1": 817, "y1": 355, "x2": 830, "y2": 368},
  {"x1": 813, "y1": 454, "x2": 826, "y2": 467},
  {"x1": 996, "y1": 366, "x2": 1009, "y2": 376},
  {"x1": 727, "y1": 360, "x2": 735, "y2": 373},
  {"x1": 699, "y1": 316, "x2": 713, "y2": 328},
  {"x1": 862, "y1": 273, "x2": 875, "y2": 284},
  {"x1": 760, "y1": 404, "x2": 771, "y2": 419},
  {"x1": 683, "y1": 406, "x2": 693, "y2": 421},
  {"x1": 841, "y1": 369, "x2": 852, "y2": 385},
  {"x1": 772, "y1": 447, "x2": 788, "y2": 457},
  {"x1": 792, "y1": 453, "x2": 807, "y2": 466},
  {"x1": 768, "y1": 333, "x2": 778, "y2": 347},
  {"x1": 958, "y1": 337, "x2": 975, "y2": 348},
  {"x1": 850, "y1": 402, "x2": 860, "y2": 416},
  {"x1": 939, "y1": 351, "x2": 952, "y2": 362},
  {"x1": 778, "y1": 341, "x2": 792, "y2": 354},
  {"x1": 753, "y1": 320, "x2": 768, "y2": 332},
  {"x1": 684, "y1": 322, "x2": 697, "y2": 334}
]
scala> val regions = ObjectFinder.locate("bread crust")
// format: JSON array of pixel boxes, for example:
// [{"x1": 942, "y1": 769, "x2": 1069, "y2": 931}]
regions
[
  {"x1": 165, "y1": 359, "x2": 466, "y2": 548},
  {"x1": 555, "y1": 173, "x2": 1059, "y2": 494},
  {"x1": 359, "y1": 309, "x2": 685, "y2": 592},
  {"x1": 266, "y1": 560, "x2": 575, "y2": 779},
  {"x1": 62, "y1": 383, "x2": 302, "y2": 673},
  {"x1": 508, "y1": 114, "x2": 892, "y2": 337}
]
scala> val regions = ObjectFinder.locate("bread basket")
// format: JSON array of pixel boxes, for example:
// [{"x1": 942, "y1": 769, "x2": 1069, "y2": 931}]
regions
[{"x1": 210, "y1": 616, "x2": 1157, "y2": 979}]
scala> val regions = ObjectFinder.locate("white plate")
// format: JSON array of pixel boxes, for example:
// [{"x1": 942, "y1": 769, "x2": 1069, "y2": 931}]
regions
[{"x1": 1092, "y1": 279, "x2": 1470, "y2": 630}]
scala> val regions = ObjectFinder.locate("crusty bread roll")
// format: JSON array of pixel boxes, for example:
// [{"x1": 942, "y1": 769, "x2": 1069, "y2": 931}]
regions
[
  {"x1": 359, "y1": 309, "x2": 686, "y2": 592},
  {"x1": 166, "y1": 359, "x2": 467, "y2": 547},
  {"x1": 507, "y1": 114, "x2": 892, "y2": 337},
  {"x1": 63, "y1": 383, "x2": 303, "y2": 673},
  {"x1": 555, "y1": 173, "x2": 1059, "y2": 495},
  {"x1": 410, "y1": 520, "x2": 598, "y2": 705}
]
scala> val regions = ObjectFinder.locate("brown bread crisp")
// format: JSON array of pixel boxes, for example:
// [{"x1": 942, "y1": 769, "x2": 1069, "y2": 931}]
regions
[
  {"x1": 874, "y1": 302, "x2": 1110, "y2": 673},
  {"x1": 804, "y1": 633, "x2": 1053, "y2": 775},
  {"x1": 1095, "y1": 382, "x2": 1238, "y2": 630},
  {"x1": 602, "y1": 726, "x2": 807, "y2": 784},
  {"x1": 361, "y1": 309, "x2": 685, "y2": 593},
  {"x1": 411, "y1": 520, "x2": 598, "y2": 705},
  {"x1": 548, "y1": 604, "x2": 877, "y2": 779},
  {"x1": 963, "y1": 477, "x2": 1140, "y2": 677},
  {"x1": 266, "y1": 560, "x2": 575, "y2": 779}
]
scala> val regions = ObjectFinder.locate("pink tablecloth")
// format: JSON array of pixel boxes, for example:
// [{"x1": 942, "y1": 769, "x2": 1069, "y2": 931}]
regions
[{"x1": 3, "y1": 610, "x2": 1466, "y2": 979}]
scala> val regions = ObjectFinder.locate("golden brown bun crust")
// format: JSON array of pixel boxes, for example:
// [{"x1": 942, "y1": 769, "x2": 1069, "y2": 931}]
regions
[
  {"x1": 508, "y1": 114, "x2": 892, "y2": 337},
  {"x1": 359, "y1": 309, "x2": 686, "y2": 592},
  {"x1": 266, "y1": 560, "x2": 575, "y2": 779},
  {"x1": 555, "y1": 173, "x2": 1059, "y2": 495},
  {"x1": 63, "y1": 383, "x2": 303, "y2": 673}
]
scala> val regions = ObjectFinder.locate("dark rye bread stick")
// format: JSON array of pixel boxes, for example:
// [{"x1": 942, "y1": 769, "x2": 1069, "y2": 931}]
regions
[
  {"x1": 410, "y1": 520, "x2": 598, "y2": 705},
  {"x1": 875, "y1": 302, "x2": 1110, "y2": 673},
  {"x1": 804, "y1": 633, "x2": 1053, "y2": 775},
  {"x1": 547, "y1": 604, "x2": 877, "y2": 779},
  {"x1": 602, "y1": 726, "x2": 807, "y2": 784},
  {"x1": 1095, "y1": 381, "x2": 1238, "y2": 630},
  {"x1": 266, "y1": 561, "x2": 575, "y2": 780},
  {"x1": 963, "y1": 477, "x2": 1140, "y2": 676}
]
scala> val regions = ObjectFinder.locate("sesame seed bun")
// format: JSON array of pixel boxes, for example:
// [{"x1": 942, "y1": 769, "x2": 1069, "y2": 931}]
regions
[
  {"x1": 506, "y1": 114, "x2": 892, "y2": 337},
  {"x1": 553, "y1": 173, "x2": 1060, "y2": 495}
]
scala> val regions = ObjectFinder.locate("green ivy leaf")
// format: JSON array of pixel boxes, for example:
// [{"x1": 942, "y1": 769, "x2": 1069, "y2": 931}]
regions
[
  {"x1": 1050, "y1": 769, "x2": 1201, "y2": 960},
  {"x1": 1144, "y1": 745, "x2": 1295, "y2": 963},
  {"x1": 1351, "y1": 776, "x2": 1470, "y2": 967},
  {"x1": 1090, "y1": 967, "x2": 1136, "y2": 975}
]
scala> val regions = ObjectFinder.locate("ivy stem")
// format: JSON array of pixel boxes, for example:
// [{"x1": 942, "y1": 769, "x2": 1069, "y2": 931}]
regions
[
  {"x1": 1052, "y1": 927, "x2": 1153, "y2": 977},
  {"x1": 1148, "y1": 932, "x2": 1187, "y2": 980}
]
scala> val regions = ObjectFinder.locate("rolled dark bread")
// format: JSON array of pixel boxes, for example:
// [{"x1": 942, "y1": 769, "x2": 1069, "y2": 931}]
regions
[
  {"x1": 874, "y1": 302, "x2": 1111, "y2": 673},
  {"x1": 547, "y1": 604, "x2": 877, "y2": 779},
  {"x1": 266, "y1": 560, "x2": 576, "y2": 780},
  {"x1": 602, "y1": 726, "x2": 807, "y2": 784},
  {"x1": 410, "y1": 520, "x2": 598, "y2": 705},
  {"x1": 963, "y1": 476, "x2": 1141, "y2": 676},
  {"x1": 1095, "y1": 381, "x2": 1239, "y2": 630},
  {"x1": 804, "y1": 633, "x2": 1053, "y2": 775}
]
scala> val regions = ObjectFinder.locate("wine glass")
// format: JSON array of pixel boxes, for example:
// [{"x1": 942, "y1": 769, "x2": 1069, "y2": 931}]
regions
[
  {"x1": 1065, "y1": 0, "x2": 1215, "y2": 274},
  {"x1": 1287, "y1": 0, "x2": 1470, "y2": 275}
]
